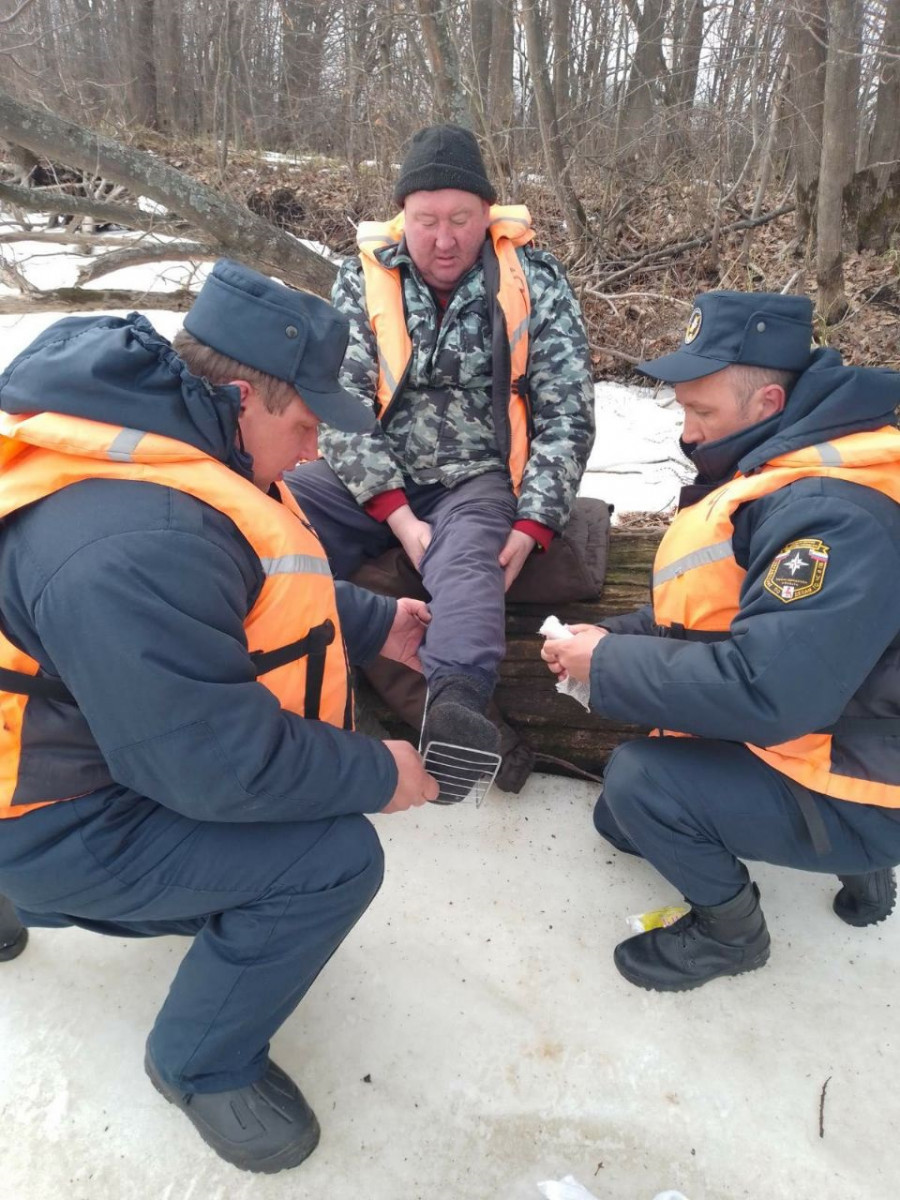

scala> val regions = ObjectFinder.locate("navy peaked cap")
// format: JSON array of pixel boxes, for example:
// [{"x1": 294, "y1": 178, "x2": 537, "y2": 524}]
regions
[
  {"x1": 637, "y1": 291, "x2": 815, "y2": 383},
  {"x1": 184, "y1": 259, "x2": 375, "y2": 432}
]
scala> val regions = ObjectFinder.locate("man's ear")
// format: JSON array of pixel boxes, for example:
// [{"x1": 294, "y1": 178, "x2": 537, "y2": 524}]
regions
[
  {"x1": 227, "y1": 379, "x2": 253, "y2": 412},
  {"x1": 758, "y1": 383, "x2": 787, "y2": 420}
]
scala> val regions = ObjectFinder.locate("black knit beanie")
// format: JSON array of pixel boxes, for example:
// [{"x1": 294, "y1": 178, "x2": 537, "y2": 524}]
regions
[{"x1": 393, "y1": 125, "x2": 497, "y2": 206}]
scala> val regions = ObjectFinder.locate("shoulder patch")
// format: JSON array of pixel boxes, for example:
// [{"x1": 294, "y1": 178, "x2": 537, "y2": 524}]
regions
[{"x1": 763, "y1": 538, "x2": 830, "y2": 603}]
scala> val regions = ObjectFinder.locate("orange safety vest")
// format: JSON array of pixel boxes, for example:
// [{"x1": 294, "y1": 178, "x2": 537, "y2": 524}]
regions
[
  {"x1": 652, "y1": 426, "x2": 900, "y2": 806},
  {"x1": 356, "y1": 205, "x2": 534, "y2": 493},
  {"x1": 0, "y1": 410, "x2": 351, "y2": 819}
]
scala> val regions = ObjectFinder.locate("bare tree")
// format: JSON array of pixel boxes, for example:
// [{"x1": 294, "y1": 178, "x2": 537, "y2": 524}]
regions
[
  {"x1": 517, "y1": 0, "x2": 590, "y2": 247},
  {"x1": 817, "y1": 0, "x2": 862, "y2": 323},
  {"x1": 786, "y1": 0, "x2": 828, "y2": 249}
]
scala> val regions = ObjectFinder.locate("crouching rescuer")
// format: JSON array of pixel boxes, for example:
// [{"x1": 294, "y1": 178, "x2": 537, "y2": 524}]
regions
[
  {"x1": 0, "y1": 260, "x2": 439, "y2": 1172},
  {"x1": 541, "y1": 290, "x2": 900, "y2": 992}
]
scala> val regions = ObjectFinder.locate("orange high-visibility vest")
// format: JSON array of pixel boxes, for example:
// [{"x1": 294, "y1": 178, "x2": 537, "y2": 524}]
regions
[
  {"x1": 356, "y1": 206, "x2": 534, "y2": 492},
  {"x1": 652, "y1": 426, "x2": 900, "y2": 806},
  {"x1": 0, "y1": 410, "x2": 351, "y2": 818}
]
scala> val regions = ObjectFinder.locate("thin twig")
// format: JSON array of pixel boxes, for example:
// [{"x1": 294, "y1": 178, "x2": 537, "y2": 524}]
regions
[{"x1": 819, "y1": 1075, "x2": 831, "y2": 1139}]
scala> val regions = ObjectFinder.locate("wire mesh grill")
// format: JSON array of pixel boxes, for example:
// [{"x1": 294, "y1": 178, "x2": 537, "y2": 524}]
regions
[{"x1": 422, "y1": 741, "x2": 501, "y2": 807}]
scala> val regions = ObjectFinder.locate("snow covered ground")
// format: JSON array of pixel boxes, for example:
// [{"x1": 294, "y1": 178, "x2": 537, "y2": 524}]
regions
[{"x1": 1, "y1": 239, "x2": 897, "y2": 1200}]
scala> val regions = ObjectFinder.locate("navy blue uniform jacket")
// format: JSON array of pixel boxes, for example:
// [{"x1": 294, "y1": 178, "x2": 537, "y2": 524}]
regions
[
  {"x1": 590, "y1": 349, "x2": 900, "y2": 753},
  {"x1": 0, "y1": 314, "x2": 399, "y2": 821}
]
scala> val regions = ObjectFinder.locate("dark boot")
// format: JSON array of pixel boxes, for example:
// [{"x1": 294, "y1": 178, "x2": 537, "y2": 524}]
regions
[
  {"x1": 833, "y1": 868, "x2": 896, "y2": 927},
  {"x1": 145, "y1": 1046, "x2": 320, "y2": 1174},
  {"x1": 423, "y1": 674, "x2": 500, "y2": 754},
  {"x1": 613, "y1": 882, "x2": 770, "y2": 993},
  {"x1": 422, "y1": 674, "x2": 501, "y2": 804},
  {"x1": 0, "y1": 894, "x2": 28, "y2": 962}
]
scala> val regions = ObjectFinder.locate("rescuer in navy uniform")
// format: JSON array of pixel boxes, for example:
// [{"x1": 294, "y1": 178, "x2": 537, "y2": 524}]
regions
[
  {"x1": 0, "y1": 261, "x2": 438, "y2": 1172},
  {"x1": 542, "y1": 290, "x2": 900, "y2": 992}
]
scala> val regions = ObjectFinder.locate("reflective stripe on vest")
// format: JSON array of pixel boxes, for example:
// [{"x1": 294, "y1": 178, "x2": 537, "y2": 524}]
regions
[
  {"x1": 652, "y1": 426, "x2": 900, "y2": 806},
  {"x1": 356, "y1": 205, "x2": 534, "y2": 493},
  {"x1": 0, "y1": 410, "x2": 351, "y2": 818}
]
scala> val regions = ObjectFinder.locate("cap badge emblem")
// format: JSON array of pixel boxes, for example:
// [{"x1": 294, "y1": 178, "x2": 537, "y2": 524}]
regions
[{"x1": 684, "y1": 308, "x2": 702, "y2": 344}]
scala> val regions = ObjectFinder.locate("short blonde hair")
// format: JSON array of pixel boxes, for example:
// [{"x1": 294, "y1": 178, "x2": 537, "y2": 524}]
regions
[
  {"x1": 172, "y1": 329, "x2": 297, "y2": 415},
  {"x1": 727, "y1": 364, "x2": 799, "y2": 408}
]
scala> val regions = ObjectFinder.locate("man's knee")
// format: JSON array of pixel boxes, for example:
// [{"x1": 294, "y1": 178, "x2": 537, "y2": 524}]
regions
[
  {"x1": 311, "y1": 815, "x2": 385, "y2": 908},
  {"x1": 592, "y1": 791, "x2": 639, "y2": 854},
  {"x1": 601, "y1": 738, "x2": 688, "y2": 834}
]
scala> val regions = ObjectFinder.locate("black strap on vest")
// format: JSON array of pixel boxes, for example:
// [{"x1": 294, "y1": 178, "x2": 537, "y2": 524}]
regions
[
  {"x1": 818, "y1": 716, "x2": 900, "y2": 736},
  {"x1": 481, "y1": 238, "x2": 533, "y2": 473},
  {"x1": 0, "y1": 619, "x2": 338, "y2": 720},
  {"x1": 251, "y1": 619, "x2": 336, "y2": 721},
  {"x1": 656, "y1": 622, "x2": 731, "y2": 643},
  {"x1": 0, "y1": 667, "x2": 72, "y2": 703}
]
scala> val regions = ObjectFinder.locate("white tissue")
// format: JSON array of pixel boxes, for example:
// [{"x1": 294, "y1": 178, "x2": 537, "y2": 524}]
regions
[{"x1": 539, "y1": 616, "x2": 592, "y2": 711}]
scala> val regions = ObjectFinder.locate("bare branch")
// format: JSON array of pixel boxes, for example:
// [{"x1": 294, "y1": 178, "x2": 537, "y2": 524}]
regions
[
  {"x1": 595, "y1": 205, "x2": 796, "y2": 289},
  {"x1": 75, "y1": 242, "x2": 223, "y2": 286},
  {"x1": 0, "y1": 287, "x2": 195, "y2": 315},
  {"x1": 0, "y1": 0, "x2": 37, "y2": 28},
  {"x1": 0, "y1": 181, "x2": 189, "y2": 236}
]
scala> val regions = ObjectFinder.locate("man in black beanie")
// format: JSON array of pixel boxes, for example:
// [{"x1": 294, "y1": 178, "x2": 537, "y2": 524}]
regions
[{"x1": 288, "y1": 125, "x2": 594, "y2": 790}]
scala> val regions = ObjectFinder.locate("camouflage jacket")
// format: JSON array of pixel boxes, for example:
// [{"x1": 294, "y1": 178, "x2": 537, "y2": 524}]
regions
[{"x1": 321, "y1": 238, "x2": 595, "y2": 532}]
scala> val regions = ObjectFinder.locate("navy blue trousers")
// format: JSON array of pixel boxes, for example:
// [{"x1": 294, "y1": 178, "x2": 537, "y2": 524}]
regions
[
  {"x1": 0, "y1": 788, "x2": 383, "y2": 1093},
  {"x1": 595, "y1": 738, "x2": 900, "y2": 906},
  {"x1": 286, "y1": 461, "x2": 515, "y2": 688}
]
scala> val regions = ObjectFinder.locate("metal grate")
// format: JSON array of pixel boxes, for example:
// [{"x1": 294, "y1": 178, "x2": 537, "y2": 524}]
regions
[{"x1": 421, "y1": 740, "x2": 501, "y2": 807}]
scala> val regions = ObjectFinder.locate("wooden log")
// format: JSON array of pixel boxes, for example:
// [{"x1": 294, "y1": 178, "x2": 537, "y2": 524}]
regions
[{"x1": 358, "y1": 525, "x2": 664, "y2": 777}]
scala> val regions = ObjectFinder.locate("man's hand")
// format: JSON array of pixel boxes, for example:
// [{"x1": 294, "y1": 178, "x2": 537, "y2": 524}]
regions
[
  {"x1": 381, "y1": 740, "x2": 439, "y2": 813},
  {"x1": 541, "y1": 624, "x2": 608, "y2": 684},
  {"x1": 387, "y1": 504, "x2": 433, "y2": 572},
  {"x1": 380, "y1": 598, "x2": 431, "y2": 672},
  {"x1": 499, "y1": 528, "x2": 536, "y2": 592}
]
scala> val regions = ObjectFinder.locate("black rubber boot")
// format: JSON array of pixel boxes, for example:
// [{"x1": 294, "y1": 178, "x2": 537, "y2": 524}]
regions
[
  {"x1": 145, "y1": 1046, "x2": 320, "y2": 1173},
  {"x1": 613, "y1": 882, "x2": 771, "y2": 993},
  {"x1": 833, "y1": 868, "x2": 897, "y2": 927},
  {"x1": 0, "y1": 894, "x2": 28, "y2": 963}
]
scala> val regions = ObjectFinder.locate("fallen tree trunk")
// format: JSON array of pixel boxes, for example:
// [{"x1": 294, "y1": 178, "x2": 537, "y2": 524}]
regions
[
  {"x1": 361, "y1": 525, "x2": 663, "y2": 777},
  {"x1": 0, "y1": 89, "x2": 337, "y2": 296}
]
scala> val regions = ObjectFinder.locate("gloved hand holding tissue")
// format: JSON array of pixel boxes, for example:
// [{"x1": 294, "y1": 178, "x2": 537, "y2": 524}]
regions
[{"x1": 539, "y1": 615, "x2": 598, "y2": 711}]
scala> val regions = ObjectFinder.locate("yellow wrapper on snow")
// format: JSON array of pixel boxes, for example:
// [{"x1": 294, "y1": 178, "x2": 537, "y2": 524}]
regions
[{"x1": 626, "y1": 904, "x2": 691, "y2": 933}]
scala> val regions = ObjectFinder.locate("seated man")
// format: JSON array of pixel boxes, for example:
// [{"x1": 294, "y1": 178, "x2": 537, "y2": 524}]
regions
[
  {"x1": 0, "y1": 260, "x2": 438, "y2": 1172},
  {"x1": 541, "y1": 290, "x2": 900, "y2": 992},
  {"x1": 287, "y1": 124, "x2": 595, "y2": 764}
]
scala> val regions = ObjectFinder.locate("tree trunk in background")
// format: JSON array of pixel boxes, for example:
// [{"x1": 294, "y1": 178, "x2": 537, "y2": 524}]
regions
[
  {"x1": 131, "y1": 0, "x2": 159, "y2": 131},
  {"x1": 816, "y1": 0, "x2": 862, "y2": 323},
  {"x1": 469, "y1": 0, "x2": 493, "y2": 127},
  {"x1": 854, "y1": 0, "x2": 900, "y2": 251},
  {"x1": 414, "y1": 0, "x2": 469, "y2": 126},
  {"x1": 282, "y1": 0, "x2": 329, "y2": 145},
  {"x1": 786, "y1": 0, "x2": 827, "y2": 249},
  {"x1": 517, "y1": 0, "x2": 590, "y2": 248},
  {"x1": 670, "y1": 0, "x2": 704, "y2": 110},
  {"x1": 619, "y1": 0, "x2": 670, "y2": 163},
  {"x1": 551, "y1": 0, "x2": 571, "y2": 134},
  {"x1": 486, "y1": 0, "x2": 515, "y2": 192}
]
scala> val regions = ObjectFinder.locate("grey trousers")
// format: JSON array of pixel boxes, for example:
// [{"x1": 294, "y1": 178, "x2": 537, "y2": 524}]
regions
[{"x1": 286, "y1": 462, "x2": 516, "y2": 687}]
